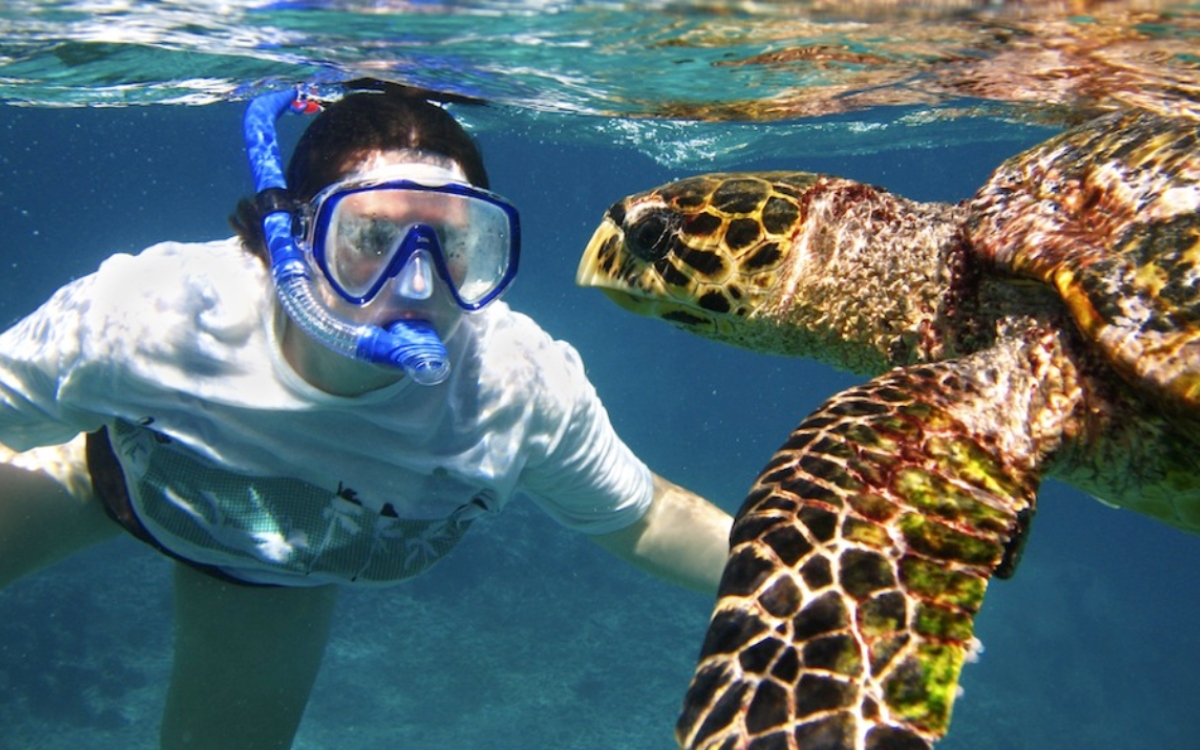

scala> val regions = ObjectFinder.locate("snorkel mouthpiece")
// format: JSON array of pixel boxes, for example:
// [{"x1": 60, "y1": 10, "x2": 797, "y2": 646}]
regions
[
  {"x1": 360, "y1": 320, "x2": 450, "y2": 386},
  {"x1": 243, "y1": 86, "x2": 450, "y2": 385}
]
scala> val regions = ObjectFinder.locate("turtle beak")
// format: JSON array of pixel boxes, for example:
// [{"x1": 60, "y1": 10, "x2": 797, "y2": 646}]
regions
[
  {"x1": 578, "y1": 215, "x2": 717, "y2": 325},
  {"x1": 577, "y1": 215, "x2": 663, "y2": 314},
  {"x1": 576, "y1": 215, "x2": 624, "y2": 291}
]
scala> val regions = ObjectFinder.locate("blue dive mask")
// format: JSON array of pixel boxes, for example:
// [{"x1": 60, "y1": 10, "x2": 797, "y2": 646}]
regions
[{"x1": 298, "y1": 164, "x2": 520, "y2": 310}]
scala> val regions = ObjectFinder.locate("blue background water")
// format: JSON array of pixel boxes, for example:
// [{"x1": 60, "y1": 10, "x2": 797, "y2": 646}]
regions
[{"x1": 1, "y1": 101, "x2": 1199, "y2": 748}]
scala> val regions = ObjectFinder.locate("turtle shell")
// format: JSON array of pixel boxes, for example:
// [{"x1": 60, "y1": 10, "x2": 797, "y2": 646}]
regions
[{"x1": 967, "y1": 110, "x2": 1200, "y2": 426}]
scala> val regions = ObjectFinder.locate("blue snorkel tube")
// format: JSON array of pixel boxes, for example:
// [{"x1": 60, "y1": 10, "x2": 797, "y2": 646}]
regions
[{"x1": 242, "y1": 86, "x2": 450, "y2": 386}]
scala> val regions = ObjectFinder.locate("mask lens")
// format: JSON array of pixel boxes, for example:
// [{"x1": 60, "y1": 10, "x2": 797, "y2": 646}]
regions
[
  {"x1": 325, "y1": 206, "x2": 407, "y2": 299},
  {"x1": 313, "y1": 182, "x2": 517, "y2": 307},
  {"x1": 440, "y1": 198, "x2": 515, "y2": 305}
]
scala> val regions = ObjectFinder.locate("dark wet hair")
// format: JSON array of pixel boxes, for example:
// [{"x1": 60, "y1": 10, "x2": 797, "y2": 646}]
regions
[{"x1": 230, "y1": 81, "x2": 489, "y2": 263}]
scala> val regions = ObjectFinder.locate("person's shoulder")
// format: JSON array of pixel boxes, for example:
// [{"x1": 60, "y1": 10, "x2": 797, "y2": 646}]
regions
[
  {"x1": 466, "y1": 302, "x2": 575, "y2": 366},
  {"x1": 87, "y1": 237, "x2": 270, "y2": 340},
  {"x1": 469, "y1": 299, "x2": 544, "y2": 335},
  {"x1": 93, "y1": 237, "x2": 266, "y2": 303},
  {"x1": 99, "y1": 237, "x2": 262, "y2": 279},
  {"x1": 464, "y1": 302, "x2": 595, "y2": 401}
]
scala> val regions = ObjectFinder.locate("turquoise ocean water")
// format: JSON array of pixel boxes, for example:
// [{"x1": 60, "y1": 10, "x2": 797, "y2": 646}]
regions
[{"x1": 1, "y1": 3, "x2": 1199, "y2": 748}]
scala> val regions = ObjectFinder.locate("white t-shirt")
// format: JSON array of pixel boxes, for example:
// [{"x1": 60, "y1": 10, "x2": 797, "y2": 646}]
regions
[{"x1": 0, "y1": 238, "x2": 653, "y2": 586}]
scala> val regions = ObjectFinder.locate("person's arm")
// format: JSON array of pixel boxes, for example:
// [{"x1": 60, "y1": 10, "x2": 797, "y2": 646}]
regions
[
  {"x1": 589, "y1": 472, "x2": 731, "y2": 596},
  {"x1": 0, "y1": 277, "x2": 95, "y2": 452}
]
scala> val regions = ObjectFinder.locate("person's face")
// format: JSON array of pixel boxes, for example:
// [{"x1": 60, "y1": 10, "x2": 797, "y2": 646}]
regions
[
  {"x1": 328, "y1": 187, "x2": 473, "y2": 298},
  {"x1": 311, "y1": 150, "x2": 470, "y2": 342}
]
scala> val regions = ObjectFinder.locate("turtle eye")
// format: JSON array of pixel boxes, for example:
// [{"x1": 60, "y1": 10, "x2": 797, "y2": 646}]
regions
[{"x1": 624, "y1": 209, "x2": 678, "y2": 262}]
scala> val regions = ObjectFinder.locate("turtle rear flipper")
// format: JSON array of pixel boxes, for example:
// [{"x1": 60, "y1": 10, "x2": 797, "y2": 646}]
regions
[{"x1": 677, "y1": 352, "x2": 1046, "y2": 750}]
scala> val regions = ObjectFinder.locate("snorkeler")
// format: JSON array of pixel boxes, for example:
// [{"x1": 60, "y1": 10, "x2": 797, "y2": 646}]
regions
[{"x1": 0, "y1": 81, "x2": 732, "y2": 749}]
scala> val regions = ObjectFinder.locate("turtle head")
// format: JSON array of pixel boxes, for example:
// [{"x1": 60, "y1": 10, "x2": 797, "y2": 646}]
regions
[
  {"x1": 579, "y1": 171, "x2": 968, "y2": 371},
  {"x1": 577, "y1": 172, "x2": 819, "y2": 351}
]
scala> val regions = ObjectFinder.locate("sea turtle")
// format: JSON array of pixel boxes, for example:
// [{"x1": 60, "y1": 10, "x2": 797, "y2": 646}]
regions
[{"x1": 575, "y1": 109, "x2": 1200, "y2": 750}]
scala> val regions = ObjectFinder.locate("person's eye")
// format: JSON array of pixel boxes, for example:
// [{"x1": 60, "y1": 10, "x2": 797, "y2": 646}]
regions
[{"x1": 343, "y1": 222, "x2": 397, "y2": 257}]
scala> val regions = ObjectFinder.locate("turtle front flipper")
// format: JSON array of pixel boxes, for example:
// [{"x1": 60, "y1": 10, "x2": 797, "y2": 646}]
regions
[{"x1": 677, "y1": 358, "x2": 1043, "y2": 750}]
